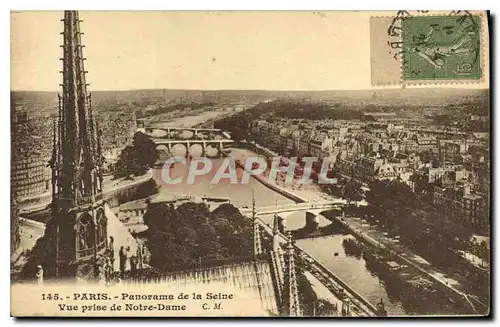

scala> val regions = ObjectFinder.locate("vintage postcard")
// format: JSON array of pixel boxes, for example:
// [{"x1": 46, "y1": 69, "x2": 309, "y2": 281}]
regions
[{"x1": 10, "y1": 10, "x2": 490, "y2": 317}]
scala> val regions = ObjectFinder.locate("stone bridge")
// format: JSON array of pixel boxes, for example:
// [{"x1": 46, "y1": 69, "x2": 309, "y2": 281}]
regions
[
  {"x1": 141, "y1": 125, "x2": 234, "y2": 159},
  {"x1": 144, "y1": 126, "x2": 222, "y2": 136},
  {"x1": 143, "y1": 126, "x2": 229, "y2": 141},
  {"x1": 153, "y1": 138, "x2": 234, "y2": 159},
  {"x1": 239, "y1": 200, "x2": 344, "y2": 217}
]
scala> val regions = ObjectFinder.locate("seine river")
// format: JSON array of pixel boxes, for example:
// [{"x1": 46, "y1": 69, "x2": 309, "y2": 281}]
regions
[{"x1": 152, "y1": 148, "x2": 463, "y2": 316}]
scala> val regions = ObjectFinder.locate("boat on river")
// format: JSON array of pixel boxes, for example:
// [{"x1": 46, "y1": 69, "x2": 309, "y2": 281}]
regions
[
  {"x1": 342, "y1": 237, "x2": 364, "y2": 258},
  {"x1": 400, "y1": 277, "x2": 440, "y2": 305}
]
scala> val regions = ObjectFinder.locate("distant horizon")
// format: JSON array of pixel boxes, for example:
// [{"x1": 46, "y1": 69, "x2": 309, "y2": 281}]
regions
[
  {"x1": 11, "y1": 11, "x2": 489, "y2": 92},
  {"x1": 10, "y1": 87, "x2": 490, "y2": 93}
]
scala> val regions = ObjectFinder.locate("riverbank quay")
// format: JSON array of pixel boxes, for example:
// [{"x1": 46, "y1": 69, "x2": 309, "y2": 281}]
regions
[
  {"x1": 229, "y1": 148, "x2": 309, "y2": 203},
  {"x1": 327, "y1": 214, "x2": 489, "y2": 315},
  {"x1": 231, "y1": 143, "x2": 342, "y2": 202},
  {"x1": 229, "y1": 146, "x2": 339, "y2": 204},
  {"x1": 235, "y1": 161, "x2": 308, "y2": 203}
]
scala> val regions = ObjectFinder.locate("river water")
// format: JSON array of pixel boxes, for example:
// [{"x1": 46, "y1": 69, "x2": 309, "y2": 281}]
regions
[
  {"x1": 261, "y1": 210, "x2": 408, "y2": 316},
  {"x1": 152, "y1": 149, "x2": 457, "y2": 316},
  {"x1": 152, "y1": 161, "x2": 292, "y2": 208},
  {"x1": 265, "y1": 210, "x2": 462, "y2": 316}
]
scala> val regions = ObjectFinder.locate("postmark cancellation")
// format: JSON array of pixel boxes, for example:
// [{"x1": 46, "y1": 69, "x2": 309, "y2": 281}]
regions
[{"x1": 370, "y1": 11, "x2": 488, "y2": 87}]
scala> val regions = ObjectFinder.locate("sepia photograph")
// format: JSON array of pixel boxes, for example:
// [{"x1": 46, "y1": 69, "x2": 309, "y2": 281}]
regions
[{"x1": 10, "y1": 10, "x2": 490, "y2": 317}]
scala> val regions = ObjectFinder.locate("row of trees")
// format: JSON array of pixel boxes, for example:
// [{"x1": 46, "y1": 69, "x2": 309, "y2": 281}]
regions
[
  {"x1": 213, "y1": 100, "x2": 371, "y2": 143},
  {"x1": 142, "y1": 202, "x2": 254, "y2": 271},
  {"x1": 268, "y1": 101, "x2": 364, "y2": 120},
  {"x1": 320, "y1": 170, "x2": 363, "y2": 204},
  {"x1": 361, "y1": 179, "x2": 475, "y2": 266},
  {"x1": 114, "y1": 132, "x2": 158, "y2": 179}
]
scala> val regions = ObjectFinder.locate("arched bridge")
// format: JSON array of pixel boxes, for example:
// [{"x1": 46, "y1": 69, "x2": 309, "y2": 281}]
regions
[
  {"x1": 140, "y1": 125, "x2": 234, "y2": 159},
  {"x1": 143, "y1": 126, "x2": 229, "y2": 141},
  {"x1": 145, "y1": 126, "x2": 222, "y2": 135},
  {"x1": 153, "y1": 138, "x2": 235, "y2": 158}
]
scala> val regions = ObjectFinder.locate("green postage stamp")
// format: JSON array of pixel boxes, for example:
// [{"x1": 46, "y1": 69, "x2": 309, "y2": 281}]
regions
[
  {"x1": 370, "y1": 11, "x2": 486, "y2": 86},
  {"x1": 402, "y1": 15, "x2": 482, "y2": 81}
]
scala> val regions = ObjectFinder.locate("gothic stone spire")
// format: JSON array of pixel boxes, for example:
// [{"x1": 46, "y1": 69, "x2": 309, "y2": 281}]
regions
[
  {"x1": 281, "y1": 231, "x2": 301, "y2": 316},
  {"x1": 252, "y1": 190, "x2": 263, "y2": 258},
  {"x1": 54, "y1": 10, "x2": 102, "y2": 205},
  {"x1": 47, "y1": 11, "x2": 108, "y2": 281}
]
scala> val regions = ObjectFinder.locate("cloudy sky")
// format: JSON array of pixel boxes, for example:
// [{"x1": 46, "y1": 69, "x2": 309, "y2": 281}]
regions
[{"x1": 11, "y1": 11, "x2": 489, "y2": 91}]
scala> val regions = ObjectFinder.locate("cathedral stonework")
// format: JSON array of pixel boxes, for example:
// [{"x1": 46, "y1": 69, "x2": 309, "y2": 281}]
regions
[{"x1": 45, "y1": 10, "x2": 109, "y2": 281}]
